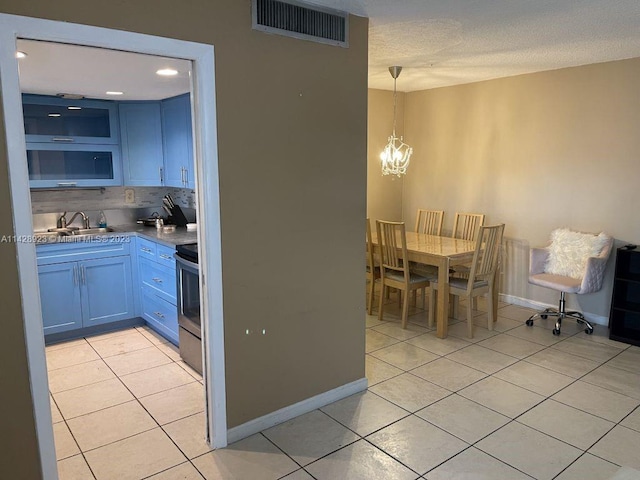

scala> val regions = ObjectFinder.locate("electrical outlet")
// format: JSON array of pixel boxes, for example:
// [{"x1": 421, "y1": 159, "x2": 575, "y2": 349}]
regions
[{"x1": 124, "y1": 188, "x2": 135, "y2": 204}]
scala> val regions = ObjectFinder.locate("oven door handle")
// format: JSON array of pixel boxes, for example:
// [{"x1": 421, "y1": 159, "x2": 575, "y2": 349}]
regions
[{"x1": 175, "y1": 252, "x2": 199, "y2": 272}]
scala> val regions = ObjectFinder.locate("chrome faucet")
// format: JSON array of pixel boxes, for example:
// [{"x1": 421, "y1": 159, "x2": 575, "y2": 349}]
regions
[
  {"x1": 61, "y1": 211, "x2": 90, "y2": 229},
  {"x1": 57, "y1": 212, "x2": 68, "y2": 228}
]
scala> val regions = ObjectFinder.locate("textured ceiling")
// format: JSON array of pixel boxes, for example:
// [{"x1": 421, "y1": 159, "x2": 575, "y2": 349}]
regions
[
  {"x1": 15, "y1": 2, "x2": 640, "y2": 96},
  {"x1": 310, "y1": 0, "x2": 640, "y2": 91}
]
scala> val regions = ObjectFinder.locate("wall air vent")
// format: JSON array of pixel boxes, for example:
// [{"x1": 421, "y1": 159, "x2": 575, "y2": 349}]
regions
[{"x1": 252, "y1": 0, "x2": 349, "y2": 48}]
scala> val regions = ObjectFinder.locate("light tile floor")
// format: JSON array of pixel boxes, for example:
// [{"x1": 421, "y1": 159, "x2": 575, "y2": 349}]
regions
[{"x1": 48, "y1": 294, "x2": 640, "y2": 479}]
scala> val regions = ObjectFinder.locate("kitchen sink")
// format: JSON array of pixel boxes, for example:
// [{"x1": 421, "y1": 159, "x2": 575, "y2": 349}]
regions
[
  {"x1": 71, "y1": 227, "x2": 115, "y2": 235},
  {"x1": 36, "y1": 227, "x2": 116, "y2": 242},
  {"x1": 47, "y1": 227, "x2": 79, "y2": 234},
  {"x1": 36, "y1": 231, "x2": 68, "y2": 240}
]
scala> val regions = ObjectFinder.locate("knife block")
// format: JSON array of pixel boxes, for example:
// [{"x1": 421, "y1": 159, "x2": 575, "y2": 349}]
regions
[{"x1": 167, "y1": 205, "x2": 188, "y2": 227}]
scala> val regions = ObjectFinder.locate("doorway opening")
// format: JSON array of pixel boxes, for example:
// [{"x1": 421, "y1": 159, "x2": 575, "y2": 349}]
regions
[{"x1": 0, "y1": 13, "x2": 226, "y2": 479}]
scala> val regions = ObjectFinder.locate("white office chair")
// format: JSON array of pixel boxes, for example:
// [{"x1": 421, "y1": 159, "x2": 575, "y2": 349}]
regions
[{"x1": 525, "y1": 228, "x2": 613, "y2": 335}]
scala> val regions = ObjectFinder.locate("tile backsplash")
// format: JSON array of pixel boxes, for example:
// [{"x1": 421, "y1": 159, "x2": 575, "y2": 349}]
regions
[{"x1": 31, "y1": 186, "x2": 195, "y2": 214}]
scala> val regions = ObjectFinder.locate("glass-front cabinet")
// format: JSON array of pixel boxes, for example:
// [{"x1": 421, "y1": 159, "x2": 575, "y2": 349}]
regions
[
  {"x1": 22, "y1": 94, "x2": 119, "y2": 144},
  {"x1": 26, "y1": 143, "x2": 122, "y2": 188},
  {"x1": 23, "y1": 95, "x2": 122, "y2": 188}
]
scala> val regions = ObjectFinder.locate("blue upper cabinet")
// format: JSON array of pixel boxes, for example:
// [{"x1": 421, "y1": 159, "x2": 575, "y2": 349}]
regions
[
  {"x1": 119, "y1": 102, "x2": 165, "y2": 186},
  {"x1": 22, "y1": 94, "x2": 119, "y2": 145},
  {"x1": 162, "y1": 94, "x2": 195, "y2": 189},
  {"x1": 27, "y1": 142, "x2": 123, "y2": 188},
  {"x1": 23, "y1": 95, "x2": 194, "y2": 189},
  {"x1": 23, "y1": 95, "x2": 123, "y2": 188}
]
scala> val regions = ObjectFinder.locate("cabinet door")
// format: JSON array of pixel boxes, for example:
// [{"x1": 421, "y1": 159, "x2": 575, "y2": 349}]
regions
[
  {"x1": 141, "y1": 286, "x2": 179, "y2": 345},
  {"x1": 139, "y1": 257, "x2": 177, "y2": 304},
  {"x1": 38, "y1": 263, "x2": 82, "y2": 334},
  {"x1": 80, "y1": 256, "x2": 134, "y2": 327},
  {"x1": 27, "y1": 143, "x2": 123, "y2": 188},
  {"x1": 120, "y1": 102, "x2": 164, "y2": 186},
  {"x1": 162, "y1": 94, "x2": 194, "y2": 188},
  {"x1": 23, "y1": 94, "x2": 119, "y2": 145}
]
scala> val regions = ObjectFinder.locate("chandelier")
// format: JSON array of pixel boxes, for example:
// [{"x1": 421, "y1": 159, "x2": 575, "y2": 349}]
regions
[{"x1": 380, "y1": 66, "x2": 413, "y2": 176}]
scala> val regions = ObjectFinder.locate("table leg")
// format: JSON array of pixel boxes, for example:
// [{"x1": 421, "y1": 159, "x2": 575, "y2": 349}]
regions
[{"x1": 436, "y1": 258, "x2": 449, "y2": 338}]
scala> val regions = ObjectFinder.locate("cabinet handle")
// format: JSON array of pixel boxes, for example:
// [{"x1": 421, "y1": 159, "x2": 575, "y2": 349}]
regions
[
  {"x1": 141, "y1": 247, "x2": 153, "y2": 253},
  {"x1": 152, "y1": 277, "x2": 163, "y2": 284},
  {"x1": 159, "y1": 167, "x2": 164, "y2": 184},
  {"x1": 73, "y1": 265, "x2": 78, "y2": 286},
  {"x1": 184, "y1": 168, "x2": 188, "y2": 186},
  {"x1": 51, "y1": 137, "x2": 74, "y2": 142},
  {"x1": 159, "y1": 254, "x2": 172, "y2": 260},
  {"x1": 154, "y1": 311, "x2": 165, "y2": 319},
  {"x1": 80, "y1": 266, "x2": 86, "y2": 285}
]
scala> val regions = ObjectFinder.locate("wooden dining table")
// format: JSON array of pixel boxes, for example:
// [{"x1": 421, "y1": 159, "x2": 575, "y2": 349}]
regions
[{"x1": 370, "y1": 231, "x2": 489, "y2": 338}]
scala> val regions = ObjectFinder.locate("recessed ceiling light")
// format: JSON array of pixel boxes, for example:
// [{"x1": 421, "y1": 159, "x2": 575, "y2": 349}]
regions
[
  {"x1": 67, "y1": 106, "x2": 82, "y2": 110},
  {"x1": 106, "y1": 91, "x2": 124, "y2": 96},
  {"x1": 48, "y1": 113, "x2": 61, "y2": 117},
  {"x1": 15, "y1": 51, "x2": 27, "y2": 59},
  {"x1": 156, "y1": 68, "x2": 178, "y2": 76}
]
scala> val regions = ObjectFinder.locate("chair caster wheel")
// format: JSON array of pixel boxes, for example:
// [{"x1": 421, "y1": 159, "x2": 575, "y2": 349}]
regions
[
  {"x1": 585, "y1": 328, "x2": 593, "y2": 335},
  {"x1": 540, "y1": 314, "x2": 548, "y2": 319},
  {"x1": 552, "y1": 328, "x2": 561, "y2": 336},
  {"x1": 526, "y1": 319, "x2": 534, "y2": 326}
]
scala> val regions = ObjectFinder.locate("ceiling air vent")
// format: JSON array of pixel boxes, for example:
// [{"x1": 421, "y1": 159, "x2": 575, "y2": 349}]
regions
[{"x1": 252, "y1": 0, "x2": 349, "y2": 48}]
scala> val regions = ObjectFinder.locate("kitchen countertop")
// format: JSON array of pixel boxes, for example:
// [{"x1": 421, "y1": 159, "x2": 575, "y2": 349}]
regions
[
  {"x1": 34, "y1": 224, "x2": 198, "y2": 247},
  {"x1": 111, "y1": 224, "x2": 198, "y2": 247}
]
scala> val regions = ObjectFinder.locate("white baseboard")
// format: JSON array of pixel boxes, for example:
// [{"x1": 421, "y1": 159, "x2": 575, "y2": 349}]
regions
[
  {"x1": 499, "y1": 294, "x2": 609, "y2": 326},
  {"x1": 226, "y1": 377, "x2": 368, "y2": 444}
]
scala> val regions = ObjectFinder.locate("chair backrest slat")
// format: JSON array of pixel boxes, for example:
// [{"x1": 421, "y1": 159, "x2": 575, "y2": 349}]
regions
[
  {"x1": 452, "y1": 212, "x2": 485, "y2": 241},
  {"x1": 415, "y1": 209, "x2": 444, "y2": 236}
]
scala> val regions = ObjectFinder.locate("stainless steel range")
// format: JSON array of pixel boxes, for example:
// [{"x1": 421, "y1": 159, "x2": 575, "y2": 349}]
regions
[{"x1": 175, "y1": 243, "x2": 202, "y2": 375}]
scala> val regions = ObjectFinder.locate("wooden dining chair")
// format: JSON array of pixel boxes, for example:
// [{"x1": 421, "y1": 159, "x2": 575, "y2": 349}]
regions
[
  {"x1": 412, "y1": 209, "x2": 443, "y2": 303},
  {"x1": 450, "y1": 212, "x2": 485, "y2": 311},
  {"x1": 415, "y1": 209, "x2": 444, "y2": 235},
  {"x1": 428, "y1": 224, "x2": 505, "y2": 338},
  {"x1": 376, "y1": 220, "x2": 431, "y2": 328},
  {"x1": 365, "y1": 218, "x2": 381, "y2": 315},
  {"x1": 452, "y1": 212, "x2": 485, "y2": 241}
]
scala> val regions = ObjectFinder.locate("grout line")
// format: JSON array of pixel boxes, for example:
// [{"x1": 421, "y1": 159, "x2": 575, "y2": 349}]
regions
[
  {"x1": 139, "y1": 461, "x2": 205, "y2": 480},
  {"x1": 359, "y1": 435, "x2": 423, "y2": 476},
  {"x1": 363, "y1": 311, "x2": 639, "y2": 477},
  {"x1": 49, "y1": 306, "x2": 639, "y2": 478},
  {"x1": 60, "y1": 327, "x2": 202, "y2": 469}
]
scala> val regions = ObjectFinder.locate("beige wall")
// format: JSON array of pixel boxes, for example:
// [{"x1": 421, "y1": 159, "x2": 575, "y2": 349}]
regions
[
  {"x1": 0, "y1": 1, "x2": 368, "y2": 475},
  {"x1": 367, "y1": 88, "x2": 405, "y2": 222},
  {"x1": 0, "y1": 89, "x2": 43, "y2": 480},
  {"x1": 371, "y1": 58, "x2": 640, "y2": 318}
]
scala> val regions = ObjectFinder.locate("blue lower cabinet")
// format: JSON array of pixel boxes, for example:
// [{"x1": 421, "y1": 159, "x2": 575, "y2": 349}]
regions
[
  {"x1": 139, "y1": 257, "x2": 177, "y2": 303},
  {"x1": 81, "y1": 256, "x2": 134, "y2": 327},
  {"x1": 141, "y1": 285, "x2": 179, "y2": 344},
  {"x1": 38, "y1": 263, "x2": 83, "y2": 334},
  {"x1": 135, "y1": 238, "x2": 178, "y2": 345},
  {"x1": 38, "y1": 256, "x2": 134, "y2": 334}
]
